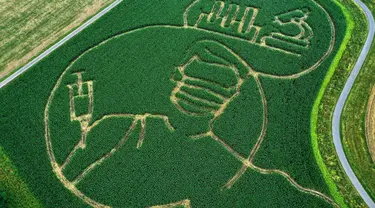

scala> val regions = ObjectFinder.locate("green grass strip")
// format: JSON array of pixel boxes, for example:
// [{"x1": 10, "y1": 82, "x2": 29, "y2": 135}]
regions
[
  {"x1": 310, "y1": 1, "x2": 355, "y2": 207},
  {"x1": 0, "y1": 147, "x2": 43, "y2": 208}
]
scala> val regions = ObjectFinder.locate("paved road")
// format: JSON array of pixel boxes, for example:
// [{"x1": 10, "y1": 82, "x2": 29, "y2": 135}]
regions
[
  {"x1": 332, "y1": 0, "x2": 375, "y2": 207},
  {"x1": 0, "y1": 0, "x2": 123, "y2": 88},
  {"x1": 0, "y1": 0, "x2": 374, "y2": 206}
]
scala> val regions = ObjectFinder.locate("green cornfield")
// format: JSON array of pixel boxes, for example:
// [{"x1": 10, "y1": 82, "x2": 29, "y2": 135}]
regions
[{"x1": 0, "y1": 0, "x2": 350, "y2": 207}]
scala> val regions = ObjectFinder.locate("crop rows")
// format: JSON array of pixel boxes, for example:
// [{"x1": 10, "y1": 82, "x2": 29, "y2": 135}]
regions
[{"x1": 0, "y1": 0, "x2": 348, "y2": 207}]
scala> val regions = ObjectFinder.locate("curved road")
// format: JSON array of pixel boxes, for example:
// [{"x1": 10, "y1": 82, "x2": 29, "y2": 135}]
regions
[
  {"x1": 0, "y1": 0, "x2": 374, "y2": 207},
  {"x1": 332, "y1": 0, "x2": 375, "y2": 207}
]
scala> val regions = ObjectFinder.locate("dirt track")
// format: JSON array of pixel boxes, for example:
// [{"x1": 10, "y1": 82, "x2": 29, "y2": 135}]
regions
[{"x1": 366, "y1": 86, "x2": 375, "y2": 164}]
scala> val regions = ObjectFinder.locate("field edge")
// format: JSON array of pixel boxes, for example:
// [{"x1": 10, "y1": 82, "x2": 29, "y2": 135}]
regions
[
  {"x1": 340, "y1": 0, "x2": 375, "y2": 200},
  {"x1": 0, "y1": 146, "x2": 43, "y2": 208},
  {"x1": 310, "y1": 0, "x2": 354, "y2": 207}
]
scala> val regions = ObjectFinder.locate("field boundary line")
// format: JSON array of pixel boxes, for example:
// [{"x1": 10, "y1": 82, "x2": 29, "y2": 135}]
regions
[
  {"x1": 0, "y1": 0, "x2": 123, "y2": 89},
  {"x1": 310, "y1": 1, "x2": 354, "y2": 206}
]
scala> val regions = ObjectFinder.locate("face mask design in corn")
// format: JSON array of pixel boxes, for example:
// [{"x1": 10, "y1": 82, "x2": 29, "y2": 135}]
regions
[
  {"x1": 44, "y1": 0, "x2": 337, "y2": 207},
  {"x1": 171, "y1": 41, "x2": 249, "y2": 118}
]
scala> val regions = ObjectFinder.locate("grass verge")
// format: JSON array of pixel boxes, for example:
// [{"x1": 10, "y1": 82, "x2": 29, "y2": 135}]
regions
[
  {"x1": 341, "y1": 0, "x2": 375, "y2": 201},
  {"x1": 0, "y1": 147, "x2": 42, "y2": 208},
  {"x1": 312, "y1": 0, "x2": 370, "y2": 207}
]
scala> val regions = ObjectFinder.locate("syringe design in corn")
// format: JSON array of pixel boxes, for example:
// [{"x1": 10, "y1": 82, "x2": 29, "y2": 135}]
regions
[{"x1": 67, "y1": 72, "x2": 93, "y2": 149}]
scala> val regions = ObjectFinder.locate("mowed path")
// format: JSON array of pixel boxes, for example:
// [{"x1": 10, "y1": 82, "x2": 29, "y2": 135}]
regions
[{"x1": 332, "y1": 0, "x2": 375, "y2": 207}]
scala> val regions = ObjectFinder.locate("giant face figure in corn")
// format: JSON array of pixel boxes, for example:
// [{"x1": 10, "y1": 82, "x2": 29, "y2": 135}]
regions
[{"x1": 45, "y1": 0, "x2": 336, "y2": 207}]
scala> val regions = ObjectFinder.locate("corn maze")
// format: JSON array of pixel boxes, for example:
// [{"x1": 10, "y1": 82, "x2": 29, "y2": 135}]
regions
[{"x1": 0, "y1": 0, "x2": 349, "y2": 207}]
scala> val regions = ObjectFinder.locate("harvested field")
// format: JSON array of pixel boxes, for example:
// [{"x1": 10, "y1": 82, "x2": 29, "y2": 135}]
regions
[{"x1": 0, "y1": 0, "x2": 113, "y2": 79}]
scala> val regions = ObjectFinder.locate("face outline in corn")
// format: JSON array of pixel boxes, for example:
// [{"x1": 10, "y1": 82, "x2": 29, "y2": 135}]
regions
[{"x1": 44, "y1": 0, "x2": 337, "y2": 207}]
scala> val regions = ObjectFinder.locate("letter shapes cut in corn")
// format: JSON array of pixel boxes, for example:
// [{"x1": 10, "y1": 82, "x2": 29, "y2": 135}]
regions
[{"x1": 191, "y1": 1, "x2": 261, "y2": 42}]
